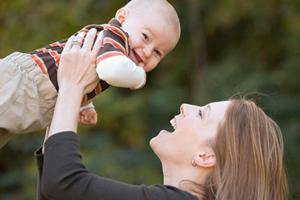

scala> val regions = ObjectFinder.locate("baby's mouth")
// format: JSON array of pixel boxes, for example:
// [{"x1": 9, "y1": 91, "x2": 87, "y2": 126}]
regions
[{"x1": 132, "y1": 50, "x2": 144, "y2": 67}]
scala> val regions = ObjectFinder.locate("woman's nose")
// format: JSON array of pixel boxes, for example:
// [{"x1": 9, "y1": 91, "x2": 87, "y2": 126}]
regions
[
  {"x1": 180, "y1": 104, "x2": 188, "y2": 116},
  {"x1": 180, "y1": 103, "x2": 198, "y2": 116}
]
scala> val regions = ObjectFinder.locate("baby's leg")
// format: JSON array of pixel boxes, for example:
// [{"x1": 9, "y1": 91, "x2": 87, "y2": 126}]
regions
[{"x1": 0, "y1": 52, "x2": 57, "y2": 148}]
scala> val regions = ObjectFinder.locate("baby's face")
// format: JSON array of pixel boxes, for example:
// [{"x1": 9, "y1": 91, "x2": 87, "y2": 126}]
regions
[{"x1": 119, "y1": 12, "x2": 179, "y2": 72}]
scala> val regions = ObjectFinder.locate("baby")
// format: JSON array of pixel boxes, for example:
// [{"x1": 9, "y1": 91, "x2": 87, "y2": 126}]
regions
[{"x1": 0, "y1": 0, "x2": 181, "y2": 148}]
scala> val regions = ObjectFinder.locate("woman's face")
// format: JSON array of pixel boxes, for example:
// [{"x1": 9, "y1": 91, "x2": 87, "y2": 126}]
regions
[{"x1": 150, "y1": 101, "x2": 230, "y2": 166}]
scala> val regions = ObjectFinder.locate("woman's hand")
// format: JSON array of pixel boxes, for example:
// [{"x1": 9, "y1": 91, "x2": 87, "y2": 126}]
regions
[
  {"x1": 47, "y1": 29, "x2": 102, "y2": 138},
  {"x1": 58, "y1": 28, "x2": 102, "y2": 95}
]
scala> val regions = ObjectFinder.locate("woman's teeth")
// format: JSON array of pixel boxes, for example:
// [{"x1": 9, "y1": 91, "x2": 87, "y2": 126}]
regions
[{"x1": 170, "y1": 119, "x2": 176, "y2": 130}]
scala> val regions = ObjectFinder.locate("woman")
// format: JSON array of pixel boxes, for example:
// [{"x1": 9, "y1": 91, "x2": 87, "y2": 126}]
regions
[{"x1": 36, "y1": 29, "x2": 288, "y2": 200}]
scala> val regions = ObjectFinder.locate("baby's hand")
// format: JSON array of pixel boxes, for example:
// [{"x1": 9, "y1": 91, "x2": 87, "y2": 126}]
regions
[{"x1": 79, "y1": 108, "x2": 98, "y2": 125}]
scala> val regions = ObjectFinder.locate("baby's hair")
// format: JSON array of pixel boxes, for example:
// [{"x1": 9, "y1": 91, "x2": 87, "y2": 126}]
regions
[{"x1": 123, "y1": 0, "x2": 181, "y2": 37}]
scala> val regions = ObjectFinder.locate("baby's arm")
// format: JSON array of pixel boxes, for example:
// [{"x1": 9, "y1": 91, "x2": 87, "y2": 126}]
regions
[{"x1": 95, "y1": 23, "x2": 146, "y2": 90}]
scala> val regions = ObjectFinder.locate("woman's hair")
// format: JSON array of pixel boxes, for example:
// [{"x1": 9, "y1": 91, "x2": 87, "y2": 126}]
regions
[
  {"x1": 184, "y1": 99, "x2": 289, "y2": 199},
  {"x1": 201, "y1": 99, "x2": 288, "y2": 200}
]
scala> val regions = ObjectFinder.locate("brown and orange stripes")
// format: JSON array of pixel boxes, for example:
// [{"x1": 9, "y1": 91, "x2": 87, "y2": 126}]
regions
[{"x1": 30, "y1": 19, "x2": 129, "y2": 104}]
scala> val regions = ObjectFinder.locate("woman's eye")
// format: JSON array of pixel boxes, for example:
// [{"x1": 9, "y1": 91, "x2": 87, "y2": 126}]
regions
[{"x1": 198, "y1": 109, "x2": 203, "y2": 118}]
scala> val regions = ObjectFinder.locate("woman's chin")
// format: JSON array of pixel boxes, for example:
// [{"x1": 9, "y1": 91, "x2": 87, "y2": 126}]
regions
[{"x1": 149, "y1": 130, "x2": 171, "y2": 154}]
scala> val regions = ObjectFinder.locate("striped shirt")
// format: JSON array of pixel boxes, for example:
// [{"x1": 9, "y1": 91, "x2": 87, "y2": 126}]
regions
[{"x1": 30, "y1": 19, "x2": 130, "y2": 104}]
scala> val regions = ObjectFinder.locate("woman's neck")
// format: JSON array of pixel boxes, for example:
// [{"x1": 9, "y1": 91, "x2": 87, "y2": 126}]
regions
[
  {"x1": 161, "y1": 163, "x2": 209, "y2": 188},
  {"x1": 162, "y1": 163, "x2": 211, "y2": 199}
]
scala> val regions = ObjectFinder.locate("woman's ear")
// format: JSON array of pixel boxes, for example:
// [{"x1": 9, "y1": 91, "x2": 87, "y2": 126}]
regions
[
  {"x1": 192, "y1": 152, "x2": 216, "y2": 168},
  {"x1": 115, "y1": 8, "x2": 128, "y2": 24}
]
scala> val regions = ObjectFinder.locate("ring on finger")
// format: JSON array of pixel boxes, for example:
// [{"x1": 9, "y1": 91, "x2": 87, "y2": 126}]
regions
[
  {"x1": 70, "y1": 32, "x2": 86, "y2": 48},
  {"x1": 71, "y1": 40, "x2": 82, "y2": 47}
]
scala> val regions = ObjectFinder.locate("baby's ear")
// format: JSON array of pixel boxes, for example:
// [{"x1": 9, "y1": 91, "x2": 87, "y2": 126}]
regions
[{"x1": 115, "y1": 8, "x2": 128, "y2": 23}]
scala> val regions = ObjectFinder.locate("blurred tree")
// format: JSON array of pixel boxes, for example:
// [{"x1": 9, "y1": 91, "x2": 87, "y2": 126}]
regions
[{"x1": 0, "y1": 0, "x2": 299, "y2": 199}]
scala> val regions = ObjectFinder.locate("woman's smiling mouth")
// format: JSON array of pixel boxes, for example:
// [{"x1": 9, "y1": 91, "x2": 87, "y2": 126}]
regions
[{"x1": 170, "y1": 118, "x2": 176, "y2": 131}]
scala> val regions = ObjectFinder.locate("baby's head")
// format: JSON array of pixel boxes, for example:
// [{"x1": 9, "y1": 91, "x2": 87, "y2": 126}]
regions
[{"x1": 115, "y1": 0, "x2": 181, "y2": 72}]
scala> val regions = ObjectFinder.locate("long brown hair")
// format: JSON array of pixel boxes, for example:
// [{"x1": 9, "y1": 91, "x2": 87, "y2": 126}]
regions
[{"x1": 200, "y1": 99, "x2": 288, "y2": 200}]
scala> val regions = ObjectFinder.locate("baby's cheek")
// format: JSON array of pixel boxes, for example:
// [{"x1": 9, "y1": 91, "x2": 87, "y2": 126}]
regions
[
  {"x1": 145, "y1": 60, "x2": 159, "y2": 72},
  {"x1": 153, "y1": 58, "x2": 161, "y2": 69}
]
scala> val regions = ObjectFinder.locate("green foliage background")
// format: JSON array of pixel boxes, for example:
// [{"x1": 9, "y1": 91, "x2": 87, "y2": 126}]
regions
[{"x1": 0, "y1": 0, "x2": 299, "y2": 199}]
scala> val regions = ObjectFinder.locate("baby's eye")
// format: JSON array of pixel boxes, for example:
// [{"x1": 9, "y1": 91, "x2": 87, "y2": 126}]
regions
[
  {"x1": 198, "y1": 109, "x2": 203, "y2": 118},
  {"x1": 142, "y1": 33, "x2": 149, "y2": 41},
  {"x1": 154, "y1": 49, "x2": 162, "y2": 57}
]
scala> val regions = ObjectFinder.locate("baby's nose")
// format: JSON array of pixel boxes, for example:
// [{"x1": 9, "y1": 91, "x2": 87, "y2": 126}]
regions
[{"x1": 143, "y1": 45, "x2": 153, "y2": 57}]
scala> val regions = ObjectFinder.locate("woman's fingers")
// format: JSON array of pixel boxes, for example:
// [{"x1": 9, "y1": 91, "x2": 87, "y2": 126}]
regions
[
  {"x1": 92, "y1": 32, "x2": 103, "y2": 55},
  {"x1": 70, "y1": 32, "x2": 85, "y2": 51},
  {"x1": 58, "y1": 28, "x2": 99, "y2": 95},
  {"x1": 63, "y1": 28, "x2": 99, "y2": 54},
  {"x1": 62, "y1": 35, "x2": 75, "y2": 53},
  {"x1": 82, "y1": 28, "x2": 97, "y2": 51}
]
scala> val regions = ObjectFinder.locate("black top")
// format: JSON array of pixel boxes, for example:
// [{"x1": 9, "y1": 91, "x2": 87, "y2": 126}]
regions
[{"x1": 35, "y1": 132, "x2": 198, "y2": 200}]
